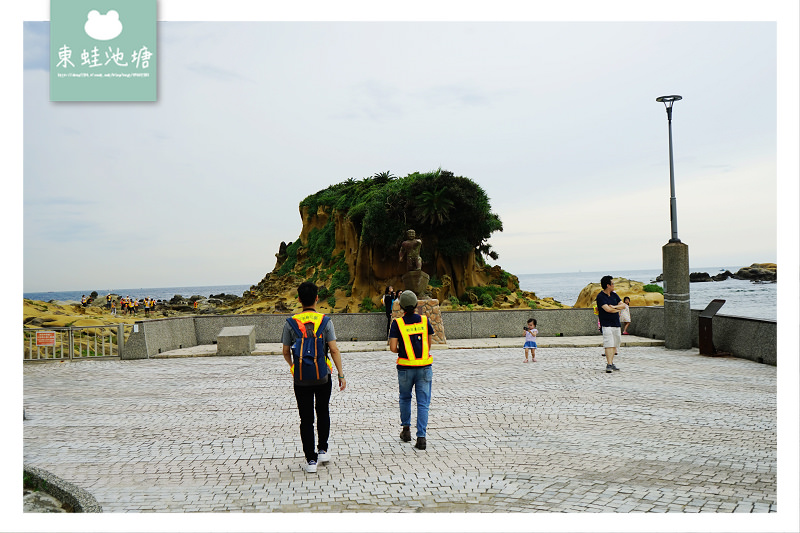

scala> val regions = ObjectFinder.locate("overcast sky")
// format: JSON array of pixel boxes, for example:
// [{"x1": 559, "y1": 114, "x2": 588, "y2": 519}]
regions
[
  {"x1": 6, "y1": 3, "x2": 800, "y2": 532},
  {"x1": 13, "y1": 3, "x2": 793, "y2": 295}
]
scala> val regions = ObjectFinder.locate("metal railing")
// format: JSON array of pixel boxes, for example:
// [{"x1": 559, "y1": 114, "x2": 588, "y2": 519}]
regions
[{"x1": 23, "y1": 325, "x2": 133, "y2": 361}]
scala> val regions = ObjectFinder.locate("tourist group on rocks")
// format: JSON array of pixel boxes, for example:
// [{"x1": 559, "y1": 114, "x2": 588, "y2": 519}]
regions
[{"x1": 81, "y1": 294, "x2": 164, "y2": 316}]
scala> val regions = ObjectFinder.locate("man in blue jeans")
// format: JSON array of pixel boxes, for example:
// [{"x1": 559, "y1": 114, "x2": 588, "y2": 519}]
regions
[{"x1": 388, "y1": 290, "x2": 434, "y2": 450}]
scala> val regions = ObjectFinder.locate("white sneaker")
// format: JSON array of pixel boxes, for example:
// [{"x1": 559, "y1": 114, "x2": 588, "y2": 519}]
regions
[
  {"x1": 317, "y1": 450, "x2": 330, "y2": 463},
  {"x1": 304, "y1": 460, "x2": 317, "y2": 473}
]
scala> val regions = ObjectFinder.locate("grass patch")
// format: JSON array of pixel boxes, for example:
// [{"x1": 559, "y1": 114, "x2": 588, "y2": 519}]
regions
[{"x1": 360, "y1": 297, "x2": 376, "y2": 312}]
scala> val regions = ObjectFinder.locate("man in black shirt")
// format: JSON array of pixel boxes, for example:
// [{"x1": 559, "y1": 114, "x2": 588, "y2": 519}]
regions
[{"x1": 596, "y1": 275, "x2": 627, "y2": 373}]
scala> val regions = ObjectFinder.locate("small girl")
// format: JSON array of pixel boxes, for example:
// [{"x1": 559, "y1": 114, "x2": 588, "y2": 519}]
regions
[
  {"x1": 523, "y1": 318, "x2": 538, "y2": 362},
  {"x1": 619, "y1": 296, "x2": 631, "y2": 335}
]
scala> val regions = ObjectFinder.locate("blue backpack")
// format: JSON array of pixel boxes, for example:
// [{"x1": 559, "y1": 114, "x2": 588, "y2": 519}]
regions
[{"x1": 287, "y1": 311, "x2": 332, "y2": 383}]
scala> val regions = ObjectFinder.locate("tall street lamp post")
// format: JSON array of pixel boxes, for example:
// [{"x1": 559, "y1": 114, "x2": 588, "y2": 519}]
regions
[
  {"x1": 656, "y1": 94, "x2": 691, "y2": 349},
  {"x1": 657, "y1": 95, "x2": 682, "y2": 243}
]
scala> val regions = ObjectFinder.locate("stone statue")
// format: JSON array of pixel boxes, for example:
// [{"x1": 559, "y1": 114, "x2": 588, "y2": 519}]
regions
[{"x1": 399, "y1": 229, "x2": 422, "y2": 271}]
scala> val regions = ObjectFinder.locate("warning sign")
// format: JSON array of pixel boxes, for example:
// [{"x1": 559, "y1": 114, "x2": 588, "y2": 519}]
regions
[{"x1": 36, "y1": 331, "x2": 56, "y2": 347}]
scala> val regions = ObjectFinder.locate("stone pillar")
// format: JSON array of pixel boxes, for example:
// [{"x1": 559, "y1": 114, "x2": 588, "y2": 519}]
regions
[
  {"x1": 662, "y1": 241, "x2": 692, "y2": 349},
  {"x1": 392, "y1": 298, "x2": 447, "y2": 344}
]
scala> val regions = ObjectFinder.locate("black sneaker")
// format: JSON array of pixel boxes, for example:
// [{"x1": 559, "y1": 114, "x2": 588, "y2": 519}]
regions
[
  {"x1": 610, "y1": 364, "x2": 620, "y2": 371},
  {"x1": 414, "y1": 437, "x2": 426, "y2": 450},
  {"x1": 605, "y1": 364, "x2": 613, "y2": 373},
  {"x1": 400, "y1": 426, "x2": 411, "y2": 442}
]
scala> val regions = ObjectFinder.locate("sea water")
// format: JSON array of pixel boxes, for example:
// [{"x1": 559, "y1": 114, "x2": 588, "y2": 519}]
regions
[
  {"x1": 23, "y1": 267, "x2": 777, "y2": 321},
  {"x1": 517, "y1": 268, "x2": 776, "y2": 321},
  {"x1": 23, "y1": 284, "x2": 253, "y2": 305}
]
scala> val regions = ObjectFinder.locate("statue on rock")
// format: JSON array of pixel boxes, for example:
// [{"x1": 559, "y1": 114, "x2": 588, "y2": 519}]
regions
[{"x1": 399, "y1": 229, "x2": 429, "y2": 297}]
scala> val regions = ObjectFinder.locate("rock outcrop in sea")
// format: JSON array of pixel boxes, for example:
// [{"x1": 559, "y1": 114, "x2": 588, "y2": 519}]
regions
[
  {"x1": 573, "y1": 278, "x2": 664, "y2": 309},
  {"x1": 237, "y1": 204, "x2": 566, "y2": 314},
  {"x1": 236, "y1": 170, "x2": 568, "y2": 314},
  {"x1": 652, "y1": 263, "x2": 777, "y2": 284}
]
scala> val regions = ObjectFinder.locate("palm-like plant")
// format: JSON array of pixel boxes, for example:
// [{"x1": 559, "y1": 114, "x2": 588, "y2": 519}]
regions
[
  {"x1": 372, "y1": 171, "x2": 395, "y2": 184},
  {"x1": 415, "y1": 186, "x2": 455, "y2": 226}
]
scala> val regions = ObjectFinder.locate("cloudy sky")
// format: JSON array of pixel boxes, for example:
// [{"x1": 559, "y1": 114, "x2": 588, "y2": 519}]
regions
[
  {"x1": 6, "y1": 2, "x2": 800, "y2": 532},
  {"x1": 12, "y1": 2, "x2": 796, "y2": 296}
]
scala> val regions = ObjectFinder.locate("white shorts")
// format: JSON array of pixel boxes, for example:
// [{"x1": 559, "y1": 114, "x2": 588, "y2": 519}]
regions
[{"x1": 602, "y1": 327, "x2": 621, "y2": 349}]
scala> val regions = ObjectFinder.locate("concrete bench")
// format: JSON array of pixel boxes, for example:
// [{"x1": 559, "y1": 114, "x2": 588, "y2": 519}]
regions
[{"x1": 216, "y1": 325, "x2": 256, "y2": 356}]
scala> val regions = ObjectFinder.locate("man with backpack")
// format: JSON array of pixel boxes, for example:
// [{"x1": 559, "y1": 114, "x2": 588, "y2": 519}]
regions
[{"x1": 282, "y1": 282, "x2": 346, "y2": 473}]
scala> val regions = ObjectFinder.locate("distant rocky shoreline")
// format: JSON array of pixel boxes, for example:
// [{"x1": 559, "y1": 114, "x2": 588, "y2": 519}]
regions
[{"x1": 652, "y1": 263, "x2": 776, "y2": 283}]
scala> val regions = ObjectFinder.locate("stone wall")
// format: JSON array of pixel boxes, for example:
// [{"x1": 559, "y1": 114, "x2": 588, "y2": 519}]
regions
[
  {"x1": 193, "y1": 314, "x2": 286, "y2": 345},
  {"x1": 625, "y1": 306, "x2": 776, "y2": 366},
  {"x1": 121, "y1": 316, "x2": 197, "y2": 360},
  {"x1": 120, "y1": 307, "x2": 776, "y2": 366}
]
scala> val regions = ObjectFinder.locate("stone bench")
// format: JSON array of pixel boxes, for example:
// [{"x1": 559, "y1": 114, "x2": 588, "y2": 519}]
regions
[{"x1": 216, "y1": 325, "x2": 256, "y2": 356}]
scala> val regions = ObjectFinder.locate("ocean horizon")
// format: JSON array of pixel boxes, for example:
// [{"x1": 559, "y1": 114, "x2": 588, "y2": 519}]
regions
[{"x1": 23, "y1": 266, "x2": 776, "y2": 321}]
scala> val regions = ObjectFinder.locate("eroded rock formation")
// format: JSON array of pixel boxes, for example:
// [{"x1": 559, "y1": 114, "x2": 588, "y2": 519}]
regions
[
  {"x1": 573, "y1": 278, "x2": 664, "y2": 309},
  {"x1": 241, "y1": 205, "x2": 565, "y2": 313}
]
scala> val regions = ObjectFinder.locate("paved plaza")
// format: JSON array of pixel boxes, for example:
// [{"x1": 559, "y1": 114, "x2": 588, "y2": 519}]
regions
[{"x1": 23, "y1": 338, "x2": 777, "y2": 515}]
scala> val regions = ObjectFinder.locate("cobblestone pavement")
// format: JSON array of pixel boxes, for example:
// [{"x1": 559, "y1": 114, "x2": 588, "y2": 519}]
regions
[{"x1": 23, "y1": 342, "x2": 777, "y2": 514}]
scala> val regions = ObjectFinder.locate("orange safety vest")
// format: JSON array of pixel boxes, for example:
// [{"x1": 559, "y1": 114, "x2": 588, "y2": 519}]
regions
[{"x1": 395, "y1": 315, "x2": 432, "y2": 367}]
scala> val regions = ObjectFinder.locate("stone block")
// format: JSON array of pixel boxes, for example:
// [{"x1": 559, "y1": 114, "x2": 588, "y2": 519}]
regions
[{"x1": 216, "y1": 325, "x2": 256, "y2": 356}]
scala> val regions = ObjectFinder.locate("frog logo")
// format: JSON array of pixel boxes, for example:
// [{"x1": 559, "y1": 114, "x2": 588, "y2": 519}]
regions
[{"x1": 84, "y1": 10, "x2": 123, "y2": 41}]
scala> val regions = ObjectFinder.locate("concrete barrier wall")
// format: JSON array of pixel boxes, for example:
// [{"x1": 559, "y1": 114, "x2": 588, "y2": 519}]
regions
[
  {"x1": 694, "y1": 312, "x2": 776, "y2": 366},
  {"x1": 121, "y1": 317, "x2": 197, "y2": 360},
  {"x1": 192, "y1": 313, "x2": 389, "y2": 344},
  {"x1": 193, "y1": 314, "x2": 287, "y2": 345},
  {"x1": 123, "y1": 306, "x2": 776, "y2": 366},
  {"x1": 621, "y1": 306, "x2": 776, "y2": 366},
  {"x1": 625, "y1": 306, "x2": 666, "y2": 340},
  {"x1": 441, "y1": 308, "x2": 601, "y2": 338}
]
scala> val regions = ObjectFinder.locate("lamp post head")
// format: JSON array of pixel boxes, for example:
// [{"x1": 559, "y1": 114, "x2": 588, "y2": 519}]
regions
[{"x1": 657, "y1": 95, "x2": 682, "y2": 119}]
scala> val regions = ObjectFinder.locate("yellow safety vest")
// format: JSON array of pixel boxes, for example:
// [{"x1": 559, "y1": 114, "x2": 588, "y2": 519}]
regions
[
  {"x1": 395, "y1": 315, "x2": 432, "y2": 367},
  {"x1": 291, "y1": 311, "x2": 325, "y2": 335},
  {"x1": 289, "y1": 311, "x2": 332, "y2": 377}
]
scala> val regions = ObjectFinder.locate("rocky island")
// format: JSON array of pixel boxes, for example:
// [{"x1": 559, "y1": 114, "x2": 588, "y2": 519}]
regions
[{"x1": 234, "y1": 169, "x2": 566, "y2": 315}]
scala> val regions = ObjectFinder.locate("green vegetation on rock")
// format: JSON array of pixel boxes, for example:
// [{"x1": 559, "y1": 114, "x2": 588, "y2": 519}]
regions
[
  {"x1": 643, "y1": 284, "x2": 664, "y2": 294},
  {"x1": 300, "y1": 168, "x2": 503, "y2": 263}
]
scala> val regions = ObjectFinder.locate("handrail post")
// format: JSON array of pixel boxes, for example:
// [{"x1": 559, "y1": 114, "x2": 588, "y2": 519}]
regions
[{"x1": 118, "y1": 324, "x2": 125, "y2": 357}]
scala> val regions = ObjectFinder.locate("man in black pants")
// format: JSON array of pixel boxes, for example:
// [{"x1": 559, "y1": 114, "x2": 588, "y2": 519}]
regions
[
  {"x1": 383, "y1": 286, "x2": 395, "y2": 336},
  {"x1": 282, "y1": 282, "x2": 346, "y2": 473}
]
